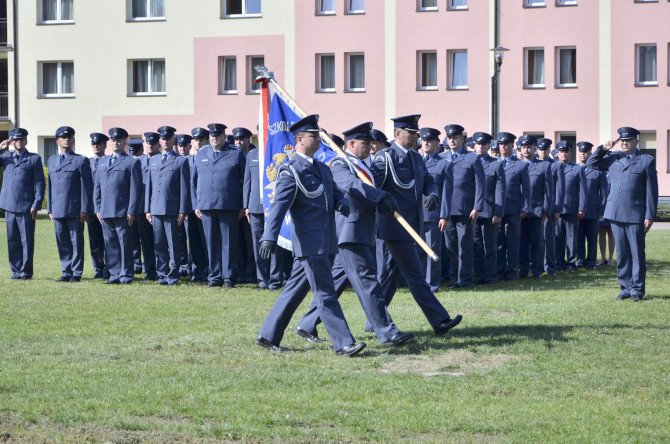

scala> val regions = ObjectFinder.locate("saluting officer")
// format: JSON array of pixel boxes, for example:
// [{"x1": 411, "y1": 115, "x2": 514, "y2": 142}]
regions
[
  {"x1": 256, "y1": 114, "x2": 366, "y2": 356},
  {"x1": 471, "y1": 132, "x2": 505, "y2": 285},
  {"x1": 586, "y1": 127, "x2": 658, "y2": 301},
  {"x1": 440, "y1": 124, "x2": 485, "y2": 289},
  {"x1": 496, "y1": 132, "x2": 530, "y2": 281},
  {"x1": 537, "y1": 138, "x2": 564, "y2": 276},
  {"x1": 88, "y1": 133, "x2": 109, "y2": 279},
  {"x1": 418, "y1": 127, "x2": 452, "y2": 292},
  {"x1": 296, "y1": 122, "x2": 415, "y2": 347},
  {"x1": 232, "y1": 127, "x2": 256, "y2": 284},
  {"x1": 191, "y1": 123, "x2": 246, "y2": 288},
  {"x1": 93, "y1": 127, "x2": 143, "y2": 284},
  {"x1": 145, "y1": 133, "x2": 191, "y2": 285},
  {"x1": 47, "y1": 126, "x2": 93, "y2": 282},
  {"x1": 371, "y1": 115, "x2": 462, "y2": 336},
  {"x1": 576, "y1": 141, "x2": 607, "y2": 269},
  {"x1": 185, "y1": 127, "x2": 209, "y2": 282},
  {"x1": 554, "y1": 141, "x2": 585, "y2": 271},
  {"x1": 518, "y1": 135, "x2": 553, "y2": 278},
  {"x1": 0, "y1": 128, "x2": 45, "y2": 280}
]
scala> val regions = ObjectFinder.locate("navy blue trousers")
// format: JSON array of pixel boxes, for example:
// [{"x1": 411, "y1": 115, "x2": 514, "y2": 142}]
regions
[
  {"x1": 152, "y1": 215, "x2": 182, "y2": 284},
  {"x1": 474, "y1": 217, "x2": 498, "y2": 283},
  {"x1": 101, "y1": 217, "x2": 134, "y2": 283},
  {"x1": 4, "y1": 211, "x2": 35, "y2": 279},
  {"x1": 419, "y1": 221, "x2": 442, "y2": 292},
  {"x1": 185, "y1": 212, "x2": 208, "y2": 281},
  {"x1": 53, "y1": 216, "x2": 84, "y2": 278},
  {"x1": 519, "y1": 217, "x2": 543, "y2": 277},
  {"x1": 542, "y1": 217, "x2": 557, "y2": 273},
  {"x1": 87, "y1": 215, "x2": 107, "y2": 277},
  {"x1": 556, "y1": 213, "x2": 579, "y2": 270},
  {"x1": 577, "y1": 218, "x2": 599, "y2": 268},
  {"x1": 497, "y1": 214, "x2": 520, "y2": 280},
  {"x1": 611, "y1": 222, "x2": 646, "y2": 297},
  {"x1": 249, "y1": 213, "x2": 283, "y2": 287},
  {"x1": 445, "y1": 215, "x2": 474, "y2": 286},
  {"x1": 200, "y1": 209, "x2": 239, "y2": 285}
]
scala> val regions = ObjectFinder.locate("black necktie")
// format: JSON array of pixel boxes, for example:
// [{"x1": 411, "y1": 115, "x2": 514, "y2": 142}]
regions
[
  {"x1": 110, "y1": 155, "x2": 117, "y2": 166},
  {"x1": 59, "y1": 154, "x2": 65, "y2": 165},
  {"x1": 94, "y1": 158, "x2": 98, "y2": 169},
  {"x1": 161, "y1": 153, "x2": 167, "y2": 164}
]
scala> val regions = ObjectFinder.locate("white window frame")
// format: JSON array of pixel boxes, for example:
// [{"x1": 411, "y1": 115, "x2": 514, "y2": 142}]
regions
[
  {"x1": 38, "y1": 61, "x2": 75, "y2": 98},
  {"x1": 635, "y1": 43, "x2": 657, "y2": 86},
  {"x1": 247, "y1": 55, "x2": 264, "y2": 94},
  {"x1": 38, "y1": 0, "x2": 74, "y2": 24},
  {"x1": 556, "y1": 0, "x2": 577, "y2": 6},
  {"x1": 345, "y1": 52, "x2": 365, "y2": 92},
  {"x1": 127, "y1": 0, "x2": 166, "y2": 21},
  {"x1": 345, "y1": 0, "x2": 365, "y2": 14},
  {"x1": 222, "y1": 0, "x2": 262, "y2": 18},
  {"x1": 316, "y1": 0, "x2": 336, "y2": 15},
  {"x1": 417, "y1": 51, "x2": 437, "y2": 90},
  {"x1": 524, "y1": 47, "x2": 545, "y2": 88},
  {"x1": 555, "y1": 46, "x2": 577, "y2": 88},
  {"x1": 40, "y1": 137, "x2": 59, "y2": 160},
  {"x1": 639, "y1": 131, "x2": 657, "y2": 158},
  {"x1": 417, "y1": 0, "x2": 438, "y2": 11},
  {"x1": 447, "y1": 0, "x2": 468, "y2": 11},
  {"x1": 316, "y1": 54, "x2": 336, "y2": 93},
  {"x1": 218, "y1": 56, "x2": 238, "y2": 94},
  {"x1": 524, "y1": 0, "x2": 545, "y2": 7},
  {"x1": 447, "y1": 49, "x2": 468, "y2": 90},
  {"x1": 128, "y1": 59, "x2": 166, "y2": 96}
]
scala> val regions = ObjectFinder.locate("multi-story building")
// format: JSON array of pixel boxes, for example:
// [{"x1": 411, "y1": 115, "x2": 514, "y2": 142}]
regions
[{"x1": 3, "y1": 0, "x2": 669, "y2": 194}]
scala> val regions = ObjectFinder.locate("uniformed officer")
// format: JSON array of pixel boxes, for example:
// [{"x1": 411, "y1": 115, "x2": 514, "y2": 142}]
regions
[
  {"x1": 145, "y1": 133, "x2": 191, "y2": 285},
  {"x1": 586, "y1": 127, "x2": 658, "y2": 301},
  {"x1": 371, "y1": 115, "x2": 462, "y2": 335},
  {"x1": 191, "y1": 123, "x2": 246, "y2": 287},
  {"x1": 537, "y1": 138, "x2": 564, "y2": 276},
  {"x1": 256, "y1": 114, "x2": 366, "y2": 356},
  {"x1": 190, "y1": 127, "x2": 209, "y2": 153},
  {"x1": 518, "y1": 135, "x2": 553, "y2": 278},
  {"x1": 175, "y1": 134, "x2": 194, "y2": 278},
  {"x1": 128, "y1": 139, "x2": 149, "y2": 276},
  {"x1": 93, "y1": 127, "x2": 143, "y2": 284},
  {"x1": 232, "y1": 127, "x2": 256, "y2": 284},
  {"x1": 0, "y1": 128, "x2": 45, "y2": 280},
  {"x1": 88, "y1": 133, "x2": 109, "y2": 278},
  {"x1": 576, "y1": 141, "x2": 607, "y2": 269},
  {"x1": 47, "y1": 126, "x2": 93, "y2": 282},
  {"x1": 176, "y1": 134, "x2": 192, "y2": 156},
  {"x1": 471, "y1": 132, "x2": 505, "y2": 284},
  {"x1": 418, "y1": 127, "x2": 452, "y2": 292},
  {"x1": 328, "y1": 134, "x2": 345, "y2": 149},
  {"x1": 369, "y1": 128, "x2": 390, "y2": 156},
  {"x1": 440, "y1": 124, "x2": 485, "y2": 288},
  {"x1": 489, "y1": 140, "x2": 500, "y2": 158},
  {"x1": 496, "y1": 132, "x2": 530, "y2": 281},
  {"x1": 554, "y1": 141, "x2": 584, "y2": 271},
  {"x1": 185, "y1": 128, "x2": 209, "y2": 282},
  {"x1": 296, "y1": 122, "x2": 415, "y2": 347}
]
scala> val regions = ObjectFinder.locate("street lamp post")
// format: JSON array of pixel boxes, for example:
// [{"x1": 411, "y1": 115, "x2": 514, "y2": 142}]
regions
[{"x1": 490, "y1": 46, "x2": 509, "y2": 137}]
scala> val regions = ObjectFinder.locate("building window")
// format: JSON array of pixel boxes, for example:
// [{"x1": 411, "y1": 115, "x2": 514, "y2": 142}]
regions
[
  {"x1": 316, "y1": 54, "x2": 335, "y2": 92},
  {"x1": 346, "y1": 0, "x2": 364, "y2": 14},
  {"x1": 129, "y1": 59, "x2": 166, "y2": 95},
  {"x1": 417, "y1": 51, "x2": 437, "y2": 90},
  {"x1": 524, "y1": 132, "x2": 545, "y2": 139},
  {"x1": 39, "y1": 61, "x2": 74, "y2": 97},
  {"x1": 556, "y1": 47, "x2": 577, "y2": 87},
  {"x1": 448, "y1": 0, "x2": 468, "y2": 10},
  {"x1": 345, "y1": 53, "x2": 365, "y2": 91},
  {"x1": 39, "y1": 0, "x2": 74, "y2": 23},
  {"x1": 41, "y1": 137, "x2": 58, "y2": 160},
  {"x1": 219, "y1": 57, "x2": 237, "y2": 94},
  {"x1": 524, "y1": 48, "x2": 545, "y2": 88},
  {"x1": 448, "y1": 50, "x2": 468, "y2": 89},
  {"x1": 417, "y1": 0, "x2": 437, "y2": 11},
  {"x1": 247, "y1": 56, "x2": 264, "y2": 93},
  {"x1": 524, "y1": 0, "x2": 545, "y2": 6},
  {"x1": 636, "y1": 44, "x2": 657, "y2": 86},
  {"x1": 639, "y1": 131, "x2": 656, "y2": 158},
  {"x1": 317, "y1": 0, "x2": 335, "y2": 14},
  {"x1": 129, "y1": 0, "x2": 164, "y2": 20},
  {"x1": 223, "y1": 0, "x2": 262, "y2": 17},
  {"x1": 556, "y1": 0, "x2": 577, "y2": 5}
]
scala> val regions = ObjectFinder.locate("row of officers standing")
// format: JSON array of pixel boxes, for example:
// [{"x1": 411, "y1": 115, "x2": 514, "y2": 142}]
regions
[{"x1": 0, "y1": 115, "x2": 658, "y2": 355}]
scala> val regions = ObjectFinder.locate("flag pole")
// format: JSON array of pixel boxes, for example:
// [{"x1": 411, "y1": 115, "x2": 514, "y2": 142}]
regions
[{"x1": 254, "y1": 66, "x2": 439, "y2": 262}]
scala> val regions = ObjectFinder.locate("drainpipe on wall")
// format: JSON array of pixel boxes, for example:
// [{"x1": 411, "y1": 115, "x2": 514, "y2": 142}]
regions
[{"x1": 12, "y1": 0, "x2": 18, "y2": 127}]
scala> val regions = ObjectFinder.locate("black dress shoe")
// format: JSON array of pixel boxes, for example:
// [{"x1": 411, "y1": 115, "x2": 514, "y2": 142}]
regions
[
  {"x1": 296, "y1": 327, "x2": 323, "y2": 343},
  {"x1": 382, "y1": 331, "x2": 415, "y2": 347},
  {"x1": 631, "y1": 295, "x2": 643, "y2": 302},
  {"x1": 20, "y1": 276, "x2": 32, "y2": 280},
  {"x1": 435, "y1": 314, "x2": 463, "y2": 336},
  {"x1": 56, "y1": 276, "x2": 71, "y2": 282},
  {"x1": 93, "y1": 272, "x2": 104, "y2": 279},
  {"x1": 105, "y1": 279, "x2": 120, "y2": 285},
  {"x1": 208, "y1": 282, "x2": 223, "y2": 288},
  {"x1": 256, "y1": 336, "x2": 288, "y2": 352},
  {"x1": 224, "y1": 281, "x2": 235, "y2": 288},
  {"x1": 615, "y1": 292, "x2": 631, "y2": 300},
  {"x1": 69, "y1": 276, "x2": 81, "y2": 283},
  {"x1": 145, "y1": 275, "x2": 159, "y2": 281},
  {"x1": 336, "y1": 342, "x2": 366, "y2": 357}
]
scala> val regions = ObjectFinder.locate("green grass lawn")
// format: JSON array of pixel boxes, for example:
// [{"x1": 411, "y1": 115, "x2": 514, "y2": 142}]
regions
[{"x1": 1, "y1": 217, "x2": 669, "y2": 442}]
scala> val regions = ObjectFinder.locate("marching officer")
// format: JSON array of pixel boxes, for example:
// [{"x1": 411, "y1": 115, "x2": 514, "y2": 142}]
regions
[
  {"x1": 296, "y1": 122, "x2": 415, "y2": 347},
  {"x1": 256, "y1": 114, "x2": 366, "y2": 356},
  {"x1": 371, "y1": 115, "x2": 462, "y2": 335},
  {"x1": 47, "y1": 126, "x2": 93, "y2": 282},
  {"x1": 0, "y1": 128, "x2": 45, "y2": 280},
  {"x1": 232, "y1": 127, "x2": 256, "y2": 284},
  {"x1": 518, "y1": 135, "x2": 553, "y2": 278},
  {"x1": 418, "y1": 127, "x2": 452, "y2": 292},
  {"x1": 88, "y1": 133, "x2": 109, "y2": 278},
  {"x1": 537, "y1": 138, "x2": 564, "y2": 276},
  {"x1": 471, "y1": 132, "x2": 505, "y2": 284},
  {"x1": 576, "y1": 141, "x2": 607, "y2": 269},
  {"x1": 496, "y1": 132, "x2": 530, "y2": 281},
  {"x1": 145, "y1": 133, "x2": 191, "y2": 285},
  {"x1": 586, "y1": 127, "x2": 658, "y2": 301},
  {"x1": 554, "y1": 141, "x2": 584, "y2": 271},
  {"x1": 440, "y1": 124, "x2": 485, "y2": 289},
  {"x1": 93, "y1": 127, "x2": 143, "y2": 284},
  {"x1": 186, "y1": 127, "x2": 209, "y2": 282},
  {"x1": 191, "y1": 123, "x2": 246, "y2": 288}
]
